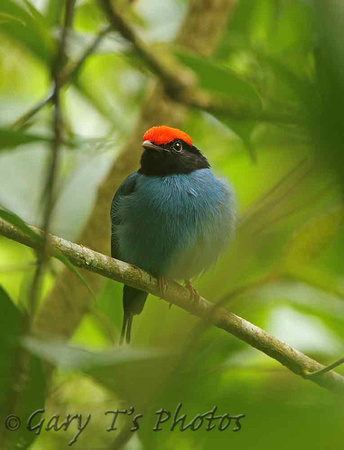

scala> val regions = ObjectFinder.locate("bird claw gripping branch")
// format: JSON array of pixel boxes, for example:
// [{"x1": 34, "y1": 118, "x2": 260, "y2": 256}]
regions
[{"x1": 185, "y1": 280, "x2": 201, "y2": 305}]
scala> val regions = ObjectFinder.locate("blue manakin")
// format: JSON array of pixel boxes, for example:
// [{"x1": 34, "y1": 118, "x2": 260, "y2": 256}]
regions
[{"x1": 111, "y1": 125, "x2": 235, "y2": 344}]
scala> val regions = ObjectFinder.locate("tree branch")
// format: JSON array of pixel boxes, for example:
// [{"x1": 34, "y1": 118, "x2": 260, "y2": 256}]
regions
[
  {"x1": 1, "y1": 217, "x2": 344, "y2": 393},
  {"x1": 100, "y1": 0, "x2": 194, "y2": 95},
  {"x1": 100, "y1": 0, "x2": 300, "y2": 125}
]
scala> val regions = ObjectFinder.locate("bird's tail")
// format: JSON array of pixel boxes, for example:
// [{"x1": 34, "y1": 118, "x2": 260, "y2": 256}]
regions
[{"x1": 119, "y1": 285, "x2": 148, "y2": 345}]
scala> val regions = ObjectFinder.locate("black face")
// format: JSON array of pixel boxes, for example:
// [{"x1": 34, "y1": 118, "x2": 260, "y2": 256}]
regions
[{"x1": 139, "y1": 139, "x2": 210, "y2": 176}]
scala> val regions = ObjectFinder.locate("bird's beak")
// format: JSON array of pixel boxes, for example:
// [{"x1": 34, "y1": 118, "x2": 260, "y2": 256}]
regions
[{"x1": 142, "y1": 140, "x2": 165, "y2": 152}]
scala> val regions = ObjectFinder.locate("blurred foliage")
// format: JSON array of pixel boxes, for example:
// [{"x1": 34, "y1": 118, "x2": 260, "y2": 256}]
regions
[
  {"x1": 0, "y1": 286, "x2": 46, "y2": 450},
  {"x1": 1, "y1": 0, "x2": 344, "y2": 449}
]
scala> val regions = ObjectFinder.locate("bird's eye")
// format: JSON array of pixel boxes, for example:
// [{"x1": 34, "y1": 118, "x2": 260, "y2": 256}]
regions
[{"x1": 173, "y1": 141, "x2": 183, "y2": 152}]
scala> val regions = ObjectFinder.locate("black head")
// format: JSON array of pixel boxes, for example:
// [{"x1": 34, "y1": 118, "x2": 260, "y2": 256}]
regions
[{"x1": 138, "y1": 127, "x2": 210, "y2": 176}]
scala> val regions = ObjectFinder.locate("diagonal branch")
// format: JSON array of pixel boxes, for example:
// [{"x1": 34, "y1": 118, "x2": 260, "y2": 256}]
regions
[
  {"x1": 100, "y1": 0, "x2": 300, "y2": 125},
  {"x1": 99, "y1": 0, "x2": 193, "y2": 95},
  {"x1": 1, "y1": 217, "x2": 344, "y2": 393}
]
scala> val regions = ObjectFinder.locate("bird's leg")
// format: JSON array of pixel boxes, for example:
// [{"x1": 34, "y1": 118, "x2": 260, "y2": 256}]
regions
[
  {"x1": 157, "y1": 277, "x2": 167, "y2": 298},
  {"x1": 184, "y1": 280, "x2": 201, "y2": 304},
  {"x1": 157, "y1": 277, "x2": 173, "y2": 308}
]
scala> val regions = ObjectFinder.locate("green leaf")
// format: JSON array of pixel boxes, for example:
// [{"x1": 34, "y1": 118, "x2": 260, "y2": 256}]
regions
[
  {"x1": 24, "y1": 338, "x2": 163, "y2": 371},
  {"x1": 175, "y1": 51, "x2": 260, "y2": 158},
  {"x1": 0, "y1": 286, "x2": 46, "y2": 450},
  {"x1": 0, "y1": 207, "x2": 42, "y2": 243},
  {"x1": 0, "y1": 287, "x2": 23, "y2": 403},
  {"x1": 175, "y1": 50, "x2": 261, "y2": 106},
  {"x1": 97, "y1": 279, "x2": 123, "y2": 329},
  {"x1": 214, "y1": 117, "x2": 257, "y2": 161},
  {"x1": 44, "y1": 0, "x2": 61, "y2": 26},
  {"x1": 0, "y1": 11, "x2": 25, "y2": 24},
  {"x1": 0, "y1": 0, "x2": 53, "y2": 64},
  {"x1": 256, "y1": 51, "x2": 314, "y2": 107},
  {"x1": 0, "y1": 128, "x2": 52, "y2": 150},
  {"x1": 0, "y1": 128, "x2": 79, "y2": 150},
  {"x1": 22, "y1": 0, "x2": 46, "y2": 23},
  {"x1": 24, "y1": 337, "x2": 172, "y2": 405}
]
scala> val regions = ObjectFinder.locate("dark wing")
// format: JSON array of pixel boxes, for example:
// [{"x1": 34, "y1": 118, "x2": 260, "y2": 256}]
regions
[{"x1": 110, "y1": 171, "x2": 138, "y2": 259}]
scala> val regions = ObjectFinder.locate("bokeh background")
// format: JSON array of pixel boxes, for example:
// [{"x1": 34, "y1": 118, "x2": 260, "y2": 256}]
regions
[{"x1": 1, "y1": 0, "x2": 344, "y2": 449}]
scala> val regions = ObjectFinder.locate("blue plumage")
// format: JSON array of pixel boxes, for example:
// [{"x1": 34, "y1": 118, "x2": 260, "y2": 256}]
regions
[
  {"x1": 110, "y1": 125, "x2": 235, "y2": 344},
  {"x1": 111, "y1": 169, "x2": 235, "y2": 280}
]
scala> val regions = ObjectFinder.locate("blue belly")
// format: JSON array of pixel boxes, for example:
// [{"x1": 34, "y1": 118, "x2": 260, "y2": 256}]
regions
[{"x1": 112, "y1": 169, "x2": 235, "y2": 280}]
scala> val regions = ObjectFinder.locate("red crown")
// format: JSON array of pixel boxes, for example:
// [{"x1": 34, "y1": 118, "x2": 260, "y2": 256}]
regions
[{"x1": 143, "y1": 126, "x2": 193, "y2": 147}]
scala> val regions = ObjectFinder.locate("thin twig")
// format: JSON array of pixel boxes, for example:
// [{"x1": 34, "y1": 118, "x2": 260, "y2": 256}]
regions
[
  {"x1": 253, "y1": 180, "x2": 336, "y2": 235},
  {"x1": 1, "y1": 218, "x2": 344, "y2": 393},
  {"x1": 238, "y1": 157, "x2": 310, "y2": 226},
  {"x1": 28, "y1": 0, "x2": 75, "y2": 322},
  {"x1": 59, "y1": 24, "x2": 112, "y2": 85},
  {"x1": 12, "y1": 91, "x2": 54, "y2": 129},
  {"x1": 305, "y1": 357, "x2": 344, "y2": 378},
  {"x1": 12, "y1": 25, "x2": 112, "y2": 130},
  {"x1": 238, "y1": 157, "x2": 314, "y2": 231}
]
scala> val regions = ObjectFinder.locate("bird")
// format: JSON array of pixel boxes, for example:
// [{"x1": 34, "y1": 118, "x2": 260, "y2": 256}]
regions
[{"x1": 111, "y1": 125, "x2": 235, "y2": 344}]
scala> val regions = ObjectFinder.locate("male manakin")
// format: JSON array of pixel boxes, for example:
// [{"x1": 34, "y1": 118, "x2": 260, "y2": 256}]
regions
[{"x1": 111, "y1": 125, "x2": 235, "y2": 344}]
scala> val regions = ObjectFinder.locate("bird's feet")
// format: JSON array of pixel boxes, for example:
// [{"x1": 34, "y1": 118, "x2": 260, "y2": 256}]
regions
[
  {"x1": 185, "y1": 280, "x2": 201, "y2": 305},
  {"x1": 157, "y1": 277, "x2": 173, "y2": 308},
  {"x1": 157, "y1": 277, "x2": 167, "y2": 298}
]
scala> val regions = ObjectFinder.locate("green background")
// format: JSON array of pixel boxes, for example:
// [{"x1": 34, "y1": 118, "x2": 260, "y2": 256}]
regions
[{"x1": 1, "y1": 0, "x2": 344, "y2": 449}]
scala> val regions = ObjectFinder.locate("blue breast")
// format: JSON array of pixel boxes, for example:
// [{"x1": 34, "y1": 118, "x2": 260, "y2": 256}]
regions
[{"x1": 112, "y1": 168, "x2": 235, "y2": 280}]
